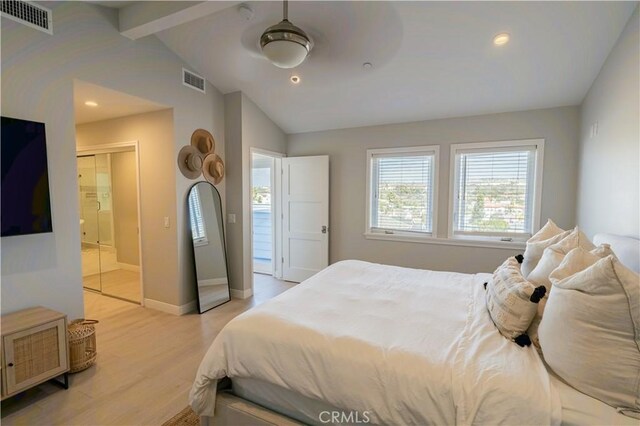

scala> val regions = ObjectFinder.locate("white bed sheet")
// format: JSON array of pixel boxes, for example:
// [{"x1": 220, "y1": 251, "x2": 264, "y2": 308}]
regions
[
  {"x1": 190, "y1": 260, "x2": 561, "y2": 425},
  {"x1": 549, "y1": 372, "x2": 638, "y2": 426}
]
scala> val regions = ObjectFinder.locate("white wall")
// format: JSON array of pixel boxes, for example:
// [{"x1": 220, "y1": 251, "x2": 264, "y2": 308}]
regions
[
  {"x1": 577, "y1": 6, "x2": 639, "y2": 239},
  {"x1": 1, "y1": 2, "x2": 224, "y2": 318},
  {"x1": 225, "y1": 92, "x2": 287, "y2": 295},
  {"x1": 288, "y1": 106, "x2": 580, "y2": 274}
]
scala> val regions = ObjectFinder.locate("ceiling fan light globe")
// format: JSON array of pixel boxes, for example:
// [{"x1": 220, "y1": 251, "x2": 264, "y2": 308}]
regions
[{"x1": 262, "y1": 40, "x2": 309, "y2": 69}]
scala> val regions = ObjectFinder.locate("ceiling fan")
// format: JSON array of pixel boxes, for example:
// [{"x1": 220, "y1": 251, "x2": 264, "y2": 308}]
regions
[{"x1": 260, "y1": 0, "x2": 313, "y2": 68}]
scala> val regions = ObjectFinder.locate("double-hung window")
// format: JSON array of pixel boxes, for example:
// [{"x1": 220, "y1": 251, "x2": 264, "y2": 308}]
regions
[
  {"x1": 449, "y1": 139, "x2": 544, "y2": 242},
  {"x1": 366, "y1": 146, "x2": 439, "y2": 239}
]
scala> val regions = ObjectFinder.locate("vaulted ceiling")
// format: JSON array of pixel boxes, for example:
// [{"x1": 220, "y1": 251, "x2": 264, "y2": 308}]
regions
[{"x1": 117, "y1": 1, "x2": 636, "y2": 133}]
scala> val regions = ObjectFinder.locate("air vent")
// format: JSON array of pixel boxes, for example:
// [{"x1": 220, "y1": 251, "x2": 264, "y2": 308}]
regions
[
  {"x1": 182, "y1": 68, "x2": 206, "y2": 94},
  {"x1": 1, "y1": 1, "x2": 52, "y2": 34}
]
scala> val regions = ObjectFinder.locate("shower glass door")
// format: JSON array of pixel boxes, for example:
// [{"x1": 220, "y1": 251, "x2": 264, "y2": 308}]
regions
[{"x1": 77, "y1": 150, "x2": 141, "y2": 303}]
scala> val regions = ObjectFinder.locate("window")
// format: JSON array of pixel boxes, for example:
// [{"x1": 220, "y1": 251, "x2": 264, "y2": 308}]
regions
[
  {"x1": 449, "y1": 139, "x2": 544, "y2": 241},
  {"x1": 188, "y1": 186, "x2": 208, "y2": 246},
  {"x1": 366, "y1": 146, "x2": 439, "y2": 238}
]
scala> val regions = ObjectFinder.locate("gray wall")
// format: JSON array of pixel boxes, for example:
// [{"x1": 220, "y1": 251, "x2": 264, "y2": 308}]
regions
[
  {"x1": 111, "y1": 150, "x2": 139, "y2": 266},
  {"x1": 225, "y1": 92, "x2": 287, "y2": 294},
  {"x1": 1, "y1": 2, "x2": 224, "y2": 318},
  {"x1": 288, "y1": 106, "x2": 580, "y2": 274},
  {"x1": 577, "y1": 6, "x2": 639, "y2": 239}
]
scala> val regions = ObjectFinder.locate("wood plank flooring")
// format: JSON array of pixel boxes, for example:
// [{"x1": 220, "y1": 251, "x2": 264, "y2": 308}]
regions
[{"x1": 1, "y1": 275, "x2": 295, "y2": 425}]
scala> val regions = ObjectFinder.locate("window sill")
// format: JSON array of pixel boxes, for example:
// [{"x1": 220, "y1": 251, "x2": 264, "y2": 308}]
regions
[{"x1": 363, "y1": 232, "x2": 525, "y2": 250}]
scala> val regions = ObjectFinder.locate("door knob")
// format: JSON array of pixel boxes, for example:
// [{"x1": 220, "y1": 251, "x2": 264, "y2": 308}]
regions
[{"x1": 321, "y1": 226, "x2": 328, "y2": 234}]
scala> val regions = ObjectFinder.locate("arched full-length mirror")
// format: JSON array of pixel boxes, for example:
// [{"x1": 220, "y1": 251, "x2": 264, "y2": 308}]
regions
[{"x1": 187, "y1": 182, "x2": 230, "y2": 313}]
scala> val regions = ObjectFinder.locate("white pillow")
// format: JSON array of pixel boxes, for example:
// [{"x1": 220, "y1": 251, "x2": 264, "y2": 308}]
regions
[
  {"x1": 527, "y1": 227, "x2": 598, "y2": 291},
  {"x1": 527, "y1": 245, "x2": 613, "y2": 349},
  {"x1": 485, "y1": 257, "x2": 546, "y2": 346},
  {"x1": 521, "y1": 219, "x2": 569, "y2": 277},
  {"x1": 539, "y1": 256, "x2": 640, "y2": 414}
]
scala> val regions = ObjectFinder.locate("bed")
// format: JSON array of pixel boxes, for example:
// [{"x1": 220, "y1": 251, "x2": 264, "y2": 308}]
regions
[{"x1": 189, "y1": 234, "x2": 639, "y2": 425}]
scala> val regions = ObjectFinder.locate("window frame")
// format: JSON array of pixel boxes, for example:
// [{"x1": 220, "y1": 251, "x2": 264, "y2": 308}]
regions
[
  {"x1": 365, "y1": 145, "x2": 440, "y2": 241},
  {"x1": 447, "y1": 139, "x2": 545, "y2": 243}
]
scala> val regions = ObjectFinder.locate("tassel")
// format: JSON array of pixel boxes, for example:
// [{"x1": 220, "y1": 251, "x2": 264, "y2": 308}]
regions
[
  {"x1": 530, "y1": 286, "x2": 547, "y2": 303},
  {"x1": 514, "y1": 334, "x2": 531, "y2": 347}
]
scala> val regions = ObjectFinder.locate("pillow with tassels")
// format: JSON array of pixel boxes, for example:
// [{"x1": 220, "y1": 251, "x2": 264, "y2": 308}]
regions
[{"x1": 485, "y1": 257, "x2": 546, "y2": 347}]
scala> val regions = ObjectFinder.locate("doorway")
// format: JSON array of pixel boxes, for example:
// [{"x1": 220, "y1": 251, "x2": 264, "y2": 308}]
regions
[
  {"x1": 251, "y1": 151, "x2": 278, "y2": 276},
  {"x1": 77, "y1": 145, "x2": 142, "y2": 303}
]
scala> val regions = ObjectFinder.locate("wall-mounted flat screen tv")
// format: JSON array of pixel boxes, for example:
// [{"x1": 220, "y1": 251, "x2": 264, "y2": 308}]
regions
[{"x1": 1, "y1": 116, "x2": 53, "y2": 237}]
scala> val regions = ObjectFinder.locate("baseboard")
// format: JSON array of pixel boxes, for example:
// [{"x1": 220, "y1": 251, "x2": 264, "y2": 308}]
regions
[
  {"x1": 144, "y1": 298, "x2": 197, "y2": 315},
  {"x1": 117, "y1": 262, "x2": 140, "y2": 272},
  {"x1": 230, "y1": 288, "x2": 253, "y2": 299}
]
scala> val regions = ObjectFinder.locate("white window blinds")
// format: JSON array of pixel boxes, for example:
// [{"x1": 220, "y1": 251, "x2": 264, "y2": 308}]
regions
[
  {"x1": 188, "y1": 187, "x2": 208, "y2": 244},
  {"x1": 453, "y1": 147, "x2": 536, "y2": 236},
  {"x1": 370, "y1": 152, "x2": 436, "y2": 234}
]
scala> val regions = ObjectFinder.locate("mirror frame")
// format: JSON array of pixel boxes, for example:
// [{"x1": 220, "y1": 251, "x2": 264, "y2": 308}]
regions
[{"x1": 187, "y1": 181, "x2": 231, "y2": 314}]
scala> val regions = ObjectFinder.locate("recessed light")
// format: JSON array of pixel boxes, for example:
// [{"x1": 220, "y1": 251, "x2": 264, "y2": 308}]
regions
[
  {"x1": 363, "y1": 62, "x2": 373, "y2": 69},
  {"x1": 290, "y1": 75, "x2": 300, "y2": 84},
  {"x1": 493, "y1": 33, "x2": 510, "y2": 46},
  {"x1": 84, "y1": 101, "x2": 98, "y2": 107}
]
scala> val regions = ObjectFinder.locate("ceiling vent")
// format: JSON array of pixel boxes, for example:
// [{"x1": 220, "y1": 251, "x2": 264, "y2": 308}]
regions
[
  {"x1": 1, "y1": 0, "x2": 52, "y2": 34},
  {"x1": 182, "y1": 68, "x2": 206, "y2": 94}
]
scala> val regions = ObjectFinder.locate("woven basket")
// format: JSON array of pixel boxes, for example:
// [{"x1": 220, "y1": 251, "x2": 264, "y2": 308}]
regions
[{"x1": 67, "y1": 319, "x2": 98, "y2": 373}]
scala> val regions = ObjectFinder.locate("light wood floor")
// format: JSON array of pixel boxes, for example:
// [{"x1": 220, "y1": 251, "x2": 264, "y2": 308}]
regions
[
  {"x1": 1, "y1": 274, "x2": 294, "y2": 426},
  {"x1": 84, "y1": 269, "x2": 141, "y2": 303}
]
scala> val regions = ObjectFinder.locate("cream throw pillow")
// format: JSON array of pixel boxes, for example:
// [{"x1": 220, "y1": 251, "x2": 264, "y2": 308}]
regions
[
  {"x1": 539, "y1": 256, "x2": 640, "y2": 415},
  {"x1": 527, "y1": 244, "x2": 613, "y2": 348},
  {"x1": 521, "y1": 219, "x2": 569, "y2": 277},
  {"x1": 527, "y1": 227, "x2": 598, "y2": 291},
  {"x1": 486, "y1": 257, "x2": 546, "y2": 346}
]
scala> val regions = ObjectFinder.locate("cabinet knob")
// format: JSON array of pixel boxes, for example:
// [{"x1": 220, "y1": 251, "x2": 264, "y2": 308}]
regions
[{"x1": 7, "y1": 363, "x2": 14, "y2": 367}]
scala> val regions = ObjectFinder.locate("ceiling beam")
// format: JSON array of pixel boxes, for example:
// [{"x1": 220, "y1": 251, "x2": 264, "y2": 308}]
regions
[{"x1": 119, "y1": 1, "x2": 239, "y2": 40}]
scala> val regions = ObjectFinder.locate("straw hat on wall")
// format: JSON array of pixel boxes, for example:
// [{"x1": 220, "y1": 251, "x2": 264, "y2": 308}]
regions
[
  {"x1": 191, "y1": 129, "x2": 215, "y2": 156},
  {"x1": 202, "y1": 153, "x2": 225, "y2": 185},
  {"x1": 177, "y1": 145, "x2": 203, "y2": 179}
]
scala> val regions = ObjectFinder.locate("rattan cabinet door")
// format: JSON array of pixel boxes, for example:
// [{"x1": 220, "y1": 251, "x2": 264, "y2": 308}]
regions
[{"x1": 3, "y1": 318, "x2": 69, "y2": 396}]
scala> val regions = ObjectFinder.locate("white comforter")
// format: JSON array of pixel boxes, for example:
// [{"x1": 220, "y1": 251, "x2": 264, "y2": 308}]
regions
[{"x1": 190, "y1": 260, "x2": 561, "y2": 425}]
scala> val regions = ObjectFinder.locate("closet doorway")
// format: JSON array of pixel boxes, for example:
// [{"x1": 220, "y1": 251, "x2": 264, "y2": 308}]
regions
[{"x1": 77, "y1": 143, "x2": 142, "y2": 303}]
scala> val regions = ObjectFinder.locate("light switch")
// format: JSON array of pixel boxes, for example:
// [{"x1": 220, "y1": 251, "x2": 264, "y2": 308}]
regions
[
  {"x1": 228, "y1": 213, "x2": 236, "y2": 224},
  {"x1": 164, "y1": 216, "x2": 170, "y2": 228}
]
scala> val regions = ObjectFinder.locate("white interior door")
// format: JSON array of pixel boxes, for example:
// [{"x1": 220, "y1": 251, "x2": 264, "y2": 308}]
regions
[{"x1": 282, "y1": 155, "x2": 329, "y2": 282}]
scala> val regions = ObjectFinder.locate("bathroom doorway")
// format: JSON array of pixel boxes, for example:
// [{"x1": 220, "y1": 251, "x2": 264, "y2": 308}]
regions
[{"x1": 77, "y1": 144, "x2": 142, "y2": 303}]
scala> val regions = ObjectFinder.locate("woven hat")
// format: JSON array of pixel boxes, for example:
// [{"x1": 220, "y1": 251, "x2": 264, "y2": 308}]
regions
[
  {"x1": 191, "y1": 129, "x2": 215, "y2": 156},
  {"x1": 202, "y1": 154, "x2": 225, "y2": 185},
  {"x1": 177, "y1": 145, "x2": 203, "y2": 180}
]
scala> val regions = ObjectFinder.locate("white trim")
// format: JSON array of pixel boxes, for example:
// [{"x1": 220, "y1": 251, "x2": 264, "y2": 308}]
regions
[
  {"x1": 365, "y1": 145, "x2": 440, "y2": 238},
  {"x1": 77, "y1": 140, "x2": 145, "y2": 305},
  {"x1": 117, "y1": 262, "x2": 140, "y2": 272},
  {"x1": 447, "y1": 138, "x2": 545, "y2": 241},
  {"x1": 144, "y1": 298, "x2": 196, "y2": 315},
  {"x1": 364, "y1": 232, "x2": 525, "y2": 250},
  {"x1": 230, "y1": 287, "x2": 253, "y2": 299}
]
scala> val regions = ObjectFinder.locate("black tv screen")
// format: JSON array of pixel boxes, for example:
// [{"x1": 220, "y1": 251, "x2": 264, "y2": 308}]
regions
[{"x1": 1, "y1": 116, "x2": 53, "y2": 237}]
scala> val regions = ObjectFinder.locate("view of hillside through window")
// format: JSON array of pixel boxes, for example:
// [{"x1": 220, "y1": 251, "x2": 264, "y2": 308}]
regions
[{"x1": 454, "y1": 150, "x2": 533, "y2": 234}]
